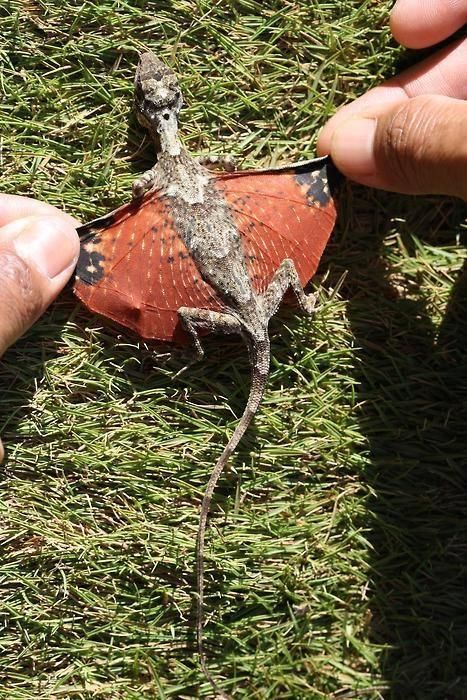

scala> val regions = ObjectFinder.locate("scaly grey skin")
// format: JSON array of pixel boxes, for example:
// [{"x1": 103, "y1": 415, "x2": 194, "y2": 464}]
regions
[{"x1": 133, "y1": 52, "x2": 317, "y2": 698}]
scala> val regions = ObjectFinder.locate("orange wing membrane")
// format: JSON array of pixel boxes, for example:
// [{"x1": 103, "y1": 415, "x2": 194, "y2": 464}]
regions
[
  {"x1": 74, "y1": 157, "x2": 339, "y2": 343},
  {"x1": 74, "y1": 193, "x2": 224, "y2": 343},
  {"x1": 214, "y1": 158, "x2": 339, "y2": 294}
]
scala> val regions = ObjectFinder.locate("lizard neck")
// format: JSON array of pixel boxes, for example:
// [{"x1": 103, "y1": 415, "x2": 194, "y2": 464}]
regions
[{"x1": 157, "y1": 113, "x2": 182, "y2": 156}]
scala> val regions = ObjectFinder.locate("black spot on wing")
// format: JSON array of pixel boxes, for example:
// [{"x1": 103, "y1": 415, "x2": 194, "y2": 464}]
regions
[
  {"x1": 76, "y1": 235, "x2": 106, "y2": 286},
  {"x1": 293, "y1": 158, "x2": 342, "y2": 206},
  {"x1": 295, "y1": 168, "x2": 330, "y2": 206}
]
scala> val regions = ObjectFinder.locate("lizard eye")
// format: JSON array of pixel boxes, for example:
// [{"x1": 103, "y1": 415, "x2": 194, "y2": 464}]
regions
[{"x1": 162, "y1": 112, "x2": 170, "y2": 120}]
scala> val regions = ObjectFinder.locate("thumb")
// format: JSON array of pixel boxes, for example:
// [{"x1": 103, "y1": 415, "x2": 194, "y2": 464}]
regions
[
  {"x1": 0, "y1": 215, "x2": 79, "y2": 460},
  {"x1": 0, "y1": 215, "x2": 79, "y2": 355},
  {"x1": 327, "y1": 94, "x2": 467, "y2": 200}
]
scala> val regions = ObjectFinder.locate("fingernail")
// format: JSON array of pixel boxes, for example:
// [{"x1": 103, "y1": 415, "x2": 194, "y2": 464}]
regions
[
  {"x1": 14, "y1": 217, "x2": 79, "y2": 279},
  {"x1": 331, "y1": 117, "x2": 377, "y2": 177}
]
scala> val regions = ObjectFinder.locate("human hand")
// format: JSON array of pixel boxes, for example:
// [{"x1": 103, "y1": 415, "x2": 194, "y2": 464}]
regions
[
  {"x1": 317, "y1": 0, "x2": 467, "y2": 200},
  {"x1": 0, "y1": 195, "x2": 80, "y2": 462}
]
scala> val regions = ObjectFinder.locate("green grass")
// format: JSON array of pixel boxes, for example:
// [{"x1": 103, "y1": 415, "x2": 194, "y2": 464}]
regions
[{"x1": 1, "y1": 1, "x2": 467, "y2": 698}]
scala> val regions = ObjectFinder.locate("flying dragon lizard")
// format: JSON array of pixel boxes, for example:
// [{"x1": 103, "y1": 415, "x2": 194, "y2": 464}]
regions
[{"x1": 74, "y1": 52, "x2": 340, "y2": 696}]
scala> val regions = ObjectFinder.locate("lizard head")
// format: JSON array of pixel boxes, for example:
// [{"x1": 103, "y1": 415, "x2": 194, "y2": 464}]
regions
[{"x1": 134, "y1": 53, "x2": 184, "y2": 137}]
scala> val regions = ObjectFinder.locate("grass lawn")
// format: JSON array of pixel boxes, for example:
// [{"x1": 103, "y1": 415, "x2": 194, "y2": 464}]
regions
[{"x1": 1, "y1": 1, "x2": 466, "y2": 698}]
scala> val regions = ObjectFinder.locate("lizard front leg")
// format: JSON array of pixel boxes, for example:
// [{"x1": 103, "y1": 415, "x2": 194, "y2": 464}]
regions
[
  {"x1": 132, "y1": 166, "x2": 161, "y2": 199},
  {"x1": 262, "y1": 258, "x2": 317, "y2": 318},
  {"x1": 197, "y1": 154, "x2": 236, "y2": 172}
]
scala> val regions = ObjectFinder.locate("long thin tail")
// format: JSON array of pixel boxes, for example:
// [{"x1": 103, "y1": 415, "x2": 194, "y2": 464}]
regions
[{"x1": 196, "y1": 337, "x2": 270, "y2": 697}]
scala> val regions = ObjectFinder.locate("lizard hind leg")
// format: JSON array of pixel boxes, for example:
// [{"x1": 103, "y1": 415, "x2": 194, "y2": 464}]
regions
[
  {"x1": 174, "y1": 307, "x2": 243, "y2": 378},
  {"x1": 262, "y1": 258, "x2": 317, "y2": 319}
]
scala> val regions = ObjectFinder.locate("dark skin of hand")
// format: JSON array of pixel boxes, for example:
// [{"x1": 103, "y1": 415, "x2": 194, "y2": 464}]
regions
[
  {"x1": 317, "y1": 0, "x2": 467, "y2": 200},
  {"x1": 0, "y1": 195, "x2": 79, "y2": 461},
  {"x1": 1, "y1": 0, "x2": 465, "y2": 460}
]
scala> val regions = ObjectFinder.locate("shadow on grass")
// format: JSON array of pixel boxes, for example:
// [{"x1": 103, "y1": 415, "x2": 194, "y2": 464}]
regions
[
  {"x1": 0, "y1": 300, "x2": 70, "y2": 467},
  {"x1": 1, "y1": 180, "x2": 466, "y2": 697},
  {"x1": 331, "y1": 185, "x2": 467, "y2": 699},
  {"x1": 0, "y1": 287, "x2": 260, "y2": 694}
]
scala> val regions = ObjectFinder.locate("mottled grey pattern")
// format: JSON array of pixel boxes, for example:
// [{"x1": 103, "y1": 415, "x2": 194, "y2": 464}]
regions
[{"x1": 153, "y1": 150, "x2": 273, "y2": 337}]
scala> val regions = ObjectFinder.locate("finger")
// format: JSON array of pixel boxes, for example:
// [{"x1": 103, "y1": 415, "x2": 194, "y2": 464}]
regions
[
  {"x1": 318, "y1": 38, "x2": 466, "y2": 155},
  {"x1": 390, "y1": 0, "x2": 467, "y2": 48},
  {"x1": 0, "y1": 194, "x2": 80, "y2": 229},
  {"x1": 325, "y1": 94, "x2": 467, "y2": 199},
  {"x1": 0, "y1": 215, "x2": 79, "y2": 357},
  {"x1": 0, "y1": 215, "x2": 79, "y2": 463}
]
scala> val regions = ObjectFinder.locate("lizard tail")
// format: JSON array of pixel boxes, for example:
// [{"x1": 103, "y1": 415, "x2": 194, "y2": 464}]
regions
[{"x1": 196, "y1": 337, "x2": 270, "y2": 697}]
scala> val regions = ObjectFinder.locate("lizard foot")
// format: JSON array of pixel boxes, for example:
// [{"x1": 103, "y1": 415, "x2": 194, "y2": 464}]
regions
[{"x1": 197, "y1": 154, "x2": 236, "y2": 172}]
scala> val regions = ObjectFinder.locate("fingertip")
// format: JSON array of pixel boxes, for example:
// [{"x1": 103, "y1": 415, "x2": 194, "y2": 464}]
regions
[
  {"x1": 329, "y1": 117, "x2": 377, "y2": 180},
  {"x1": 0, "y1": 216, "x2": 80, "y2": 358},
  {"x1": 13, "y1": 216, "x2": 80, "y2": 290},
  {"x1": 317, "y1": 85, "x2": 409, "y2": 157},
  {"x1": 332, "y1": 94, "x2": 467, "y2": 199},
  {"x1": 390, "y1": 0, "x2": 467, "y2": 48},
  {"x1": 1, "y1": 214, "x2": 80, "y2": 306},
  {"x1": 389, "y1": 0, "x2": 415, "y2": 47},
  {"x1": 0, "y1": 194, "x2": 81, "y2": 229},
  {"x1": 316, "y1": 123, "x2": 333, "y2": 157},
  {"x1": 390, "y1": 0, "x2": 435, "y2": 47},
  {"x1": 318, "y1": 108, "x2": 366, "y2": 157}
]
